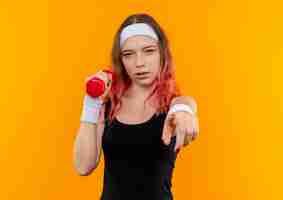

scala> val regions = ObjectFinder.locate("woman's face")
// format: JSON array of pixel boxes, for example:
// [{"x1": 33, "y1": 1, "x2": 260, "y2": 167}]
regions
[{"x1": 120, "y1": 35, "x2": 161, "y2": 88}]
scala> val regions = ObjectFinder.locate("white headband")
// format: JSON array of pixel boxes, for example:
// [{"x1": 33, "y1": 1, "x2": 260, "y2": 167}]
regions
[{"x1": 120, "y1": 23, "x2": 159, "y2": 47}]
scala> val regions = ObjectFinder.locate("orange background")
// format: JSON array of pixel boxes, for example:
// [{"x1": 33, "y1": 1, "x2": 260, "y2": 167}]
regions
[{"x1": 1, "y1": 1, "x2": 282, "y2": 199}]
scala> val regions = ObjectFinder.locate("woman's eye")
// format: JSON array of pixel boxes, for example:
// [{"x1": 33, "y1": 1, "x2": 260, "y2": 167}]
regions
[
  {"x1": 123, "y1": 53, "x2": 132, "y2": 57},
  {"x1": 145, "y1": 49, "x2": 155, "y2": 53}
]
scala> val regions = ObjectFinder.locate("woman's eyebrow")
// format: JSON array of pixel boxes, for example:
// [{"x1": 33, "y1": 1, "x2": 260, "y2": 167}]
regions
[{"x1": 122, "y1": 45, "x2": 157, "y2": 53}]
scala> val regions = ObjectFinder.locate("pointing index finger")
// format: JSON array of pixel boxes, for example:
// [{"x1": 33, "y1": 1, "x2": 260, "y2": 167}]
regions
[{"x1": 162, "y1": 113, "x2": 176, "y2": 145}]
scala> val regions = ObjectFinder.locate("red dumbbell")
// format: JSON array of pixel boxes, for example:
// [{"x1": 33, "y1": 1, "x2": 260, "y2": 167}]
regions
[{"x1": 86, "y1": 69, "x2": 115, "y2": 98}]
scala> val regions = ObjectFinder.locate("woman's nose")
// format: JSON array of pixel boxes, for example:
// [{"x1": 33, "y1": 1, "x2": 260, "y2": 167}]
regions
[{"x1": 136, "y1": 52, "x2": 145, "y2": 67}]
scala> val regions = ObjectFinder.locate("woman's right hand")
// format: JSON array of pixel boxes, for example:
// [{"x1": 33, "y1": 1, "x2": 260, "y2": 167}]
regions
[{"x1": 84, "y1": 69, "x2": 113, "y2": 103}]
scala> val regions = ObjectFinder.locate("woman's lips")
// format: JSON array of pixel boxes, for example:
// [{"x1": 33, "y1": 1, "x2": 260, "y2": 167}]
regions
[
  {"x1": 136, "y1": 72, "x2": 150, "y2": 78},
  {"x1": 136, "y1": 72, "x2": 149, "y2": 75}
]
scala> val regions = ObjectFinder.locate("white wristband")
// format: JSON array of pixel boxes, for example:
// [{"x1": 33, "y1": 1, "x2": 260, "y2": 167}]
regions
[
  {"x1": 80, "y1": 95, "x2": 103, "y2": 124},
  {"x1": 168, "y1": 104, "x2": 195, "y2": 116}
]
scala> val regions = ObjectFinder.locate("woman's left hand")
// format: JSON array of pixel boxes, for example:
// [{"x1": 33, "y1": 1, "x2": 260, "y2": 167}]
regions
[{"x1": 162, "y1": 111, "x2": 199, "y2": 151}]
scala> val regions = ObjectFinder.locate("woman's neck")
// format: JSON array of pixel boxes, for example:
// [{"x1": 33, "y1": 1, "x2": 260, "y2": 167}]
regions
[
  {"x1": 125, "y1": 83, "x2": 155, "y2": 98},
  {"x1": 123, "y1": 83, "x2": 158, "y2": 107}
]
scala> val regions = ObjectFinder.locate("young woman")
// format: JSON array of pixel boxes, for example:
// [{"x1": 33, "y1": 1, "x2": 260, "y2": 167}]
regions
[{"x1": 74, "y1": 13, "x2": 199, "y2": 200}]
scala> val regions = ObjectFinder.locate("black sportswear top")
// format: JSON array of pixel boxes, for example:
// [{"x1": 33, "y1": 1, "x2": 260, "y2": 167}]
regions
[{"x1": 100, "y1": 102, "x2": 178, "y2": 200}]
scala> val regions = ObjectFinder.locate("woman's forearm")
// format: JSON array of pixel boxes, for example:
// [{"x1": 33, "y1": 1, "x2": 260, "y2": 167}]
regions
[
  {"x1": 73, "y1": 122, "x2": 99, "y2": 176},
  {"x1": 170, "y1": 96, "x2": 198, "y2": 114}
]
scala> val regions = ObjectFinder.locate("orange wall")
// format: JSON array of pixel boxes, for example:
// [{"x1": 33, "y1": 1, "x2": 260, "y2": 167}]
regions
[{"x1": 1, "y1": 1, "x2": 282, "y2": 199}]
